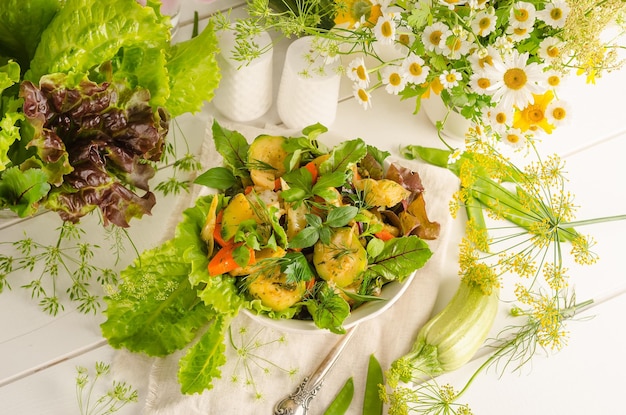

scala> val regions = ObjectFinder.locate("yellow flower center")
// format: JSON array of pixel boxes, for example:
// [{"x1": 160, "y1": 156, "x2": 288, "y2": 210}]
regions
[
  {"x1": 409, "y1": 63, "x2": 423, "y2": 76},
  {"x1": 513, "y1": 27, "x2": 528, "y2": 36},
  {"x1": 528, "y1": 108, "x2": 545, "y2": 123},
  {"x1": 551, "y1": 107, "x2": 567, "y2": 120},
  {"x1": 477, "y1": 78, "x2": 491, "y2": 89},
  {"x1": 548, "y1": 75, "x2": 560, "y2": 87},
  {"x1": 550, "y1": 8, "x2": 564, "y2": 20},
  {"x1": 445, "y1": 73, "x2": 457, "y2": 83},
  {"x1": 514, "y1": 9, "x2": 530, "y2": 23},
  {"x1": 547, "y1": 46, "x2": 560, "y2": 58},
  {"x1": 495, "y1": 112, "x2": 507, "y2": 124},
  {"x1": 381, "y1": 21, "x2": 393, "y2": 38},
  {"x1": 356, "y1": 65, "x2": 367, "y2": 81},
  {"x1": 389, "y1": 73, "x2": 402, "y2": 86},
  {"x1": 357, "y1": 88, "x2": 369, "y2": 102},
  {"x1": 506, "y1": 133, "x2": 521, "y2": 143},
  {"x1": 399, "y1": 33, "x2": 410, "y2": 46},
  {"x1": 449, "y1": 37, "x2": 462, "y2": 52},
  {"x1": 478, "y1": 17, "x2": 491, "y2": 32},
  {"x1": 479, "y1": 55, "x2": 494, "y2": 68},
  {"x1": 429, "y1": 31, "x2": 443, "y2": 46},
  {"x1": 504, "y1": 68, "x2": 527, "y2": 90}
]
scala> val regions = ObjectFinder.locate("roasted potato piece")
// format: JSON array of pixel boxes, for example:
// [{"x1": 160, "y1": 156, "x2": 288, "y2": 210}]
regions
[
  {"x1": 229, "y1": 247, "x2": 286, "y2": 277},
  {"x1": 354, "y1": 178, "x2": 410, "y2": 208},
  {"x1": 248, "y1": 135, "x2": 289, "y2": 189},
  {"x1": 313, "y1": 226, "x2": 367, "y2": 288},
  {"x1": 247, "y1": 266, "x2": 306, "y2": 312}
]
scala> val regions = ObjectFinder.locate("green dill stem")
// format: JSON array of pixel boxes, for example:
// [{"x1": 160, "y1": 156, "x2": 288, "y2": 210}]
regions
[{"x1": 562, "y1": 214, "x2": 626, "y2": 228}]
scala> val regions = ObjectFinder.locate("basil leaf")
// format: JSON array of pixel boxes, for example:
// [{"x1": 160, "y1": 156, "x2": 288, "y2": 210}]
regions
[
  {"x1": 194, "y1": 167, "x2": 238, "y2": 190},
  {"x1": 325, "y1": 206, "x2": 359, "y2": 228},
  {"x1": 288, "y1": 226, "x2": 319, "y2": 249}
]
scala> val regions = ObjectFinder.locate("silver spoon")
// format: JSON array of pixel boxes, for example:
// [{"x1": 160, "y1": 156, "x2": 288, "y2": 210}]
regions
[{"x1": 273, "y1": 326, "x2": 357, "y2": 415}]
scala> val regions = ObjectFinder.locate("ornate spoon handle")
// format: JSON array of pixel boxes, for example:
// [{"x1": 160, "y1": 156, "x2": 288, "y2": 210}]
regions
[{"x1": 273, "y1": 326, "x2": 357, "y2": 415}]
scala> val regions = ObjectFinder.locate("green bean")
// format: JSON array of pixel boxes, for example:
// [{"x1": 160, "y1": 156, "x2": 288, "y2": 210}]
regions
[
  {"x1": 362, "y1": 354, "x2": 384, "y2": 415},
  {"x1": 324, "y1": 377, "x2": 354, "y2": 415}
]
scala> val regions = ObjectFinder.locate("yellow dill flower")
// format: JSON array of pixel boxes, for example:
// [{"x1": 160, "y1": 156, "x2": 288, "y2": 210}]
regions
[
  {"x1": 513, "y1": 91, "x2": 556, "y2": 134},
  {"x1": 465, "y1": 218, "x2": 491, "y2": 252},
  {"x1": 462, "y1": 261, "x2": 500, "y2": 295},
  {"x1": 543, "y1": 262, "x2": 569, "y2": 290},
  {"x1": 570, "y1": 233, "x2": 599, "y2": 265}
]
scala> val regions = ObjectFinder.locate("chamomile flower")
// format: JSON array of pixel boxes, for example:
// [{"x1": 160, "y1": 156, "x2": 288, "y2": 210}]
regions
[
  {"x1": 440, "y1": 69, "x2": 462, "y2": 88},
  {"x1": 483, "y1": 50, "x2": 547, "y2": 111},
  {"x1": 441, "y1": 31, "x2": 473, "y2": 59},
  {"x1": 510, "y1": 1, "x2": 537, "y2": 29},
  {"x1": 438, "y1": 0, "x2": 467, "y2": 11},
  {"x1": 381, "y1": 65, "x2": 407, "y2": 94},
  {"x1": 469, "y1": 72, "x2": 493, "y2": 95},
  {"x1": 506, "y1": 24, "x2": 532, "y2": 42},
  {"x1": 448, "y1": 148, "x2": 464, "y2": 164},
  {"x1": 471, "y1": 9, "x2": 497, "y2": 37},
  {"x1": 493, "y1": 36, "x2": 515, "y2": 54},
  {"x1": 546, "y1": 99, "x2": 570, "y2": 127},
  {"x1": 402, "y1": 54, "x2": 430, "y2": 84},
  {"x1": 502, "y1": 127, "x2": 527, "y2": 149},
  {"x1": 334, "y1": 0, "x2": 382, "y2": 28},
  {"x1": 468, "y1": 46, "x2": 498, "y2": 72},
  {"x1": 422, "y1": 22, "x2": 451, "y2": 53},
  {"x1": 487, "y1": 105, "x2": 514, "y2": 133},
  {"x1": 374, "y1": 13, "x2": 397, "y2": 45},
  {"x1": 395, "y1": 26, "x2": 415, "y2": 53},
  {"x1": 347, "y1": 57, "x2": 370, "y2": 87},
  {"x1": 468, "y1": 0, "x2": 488, "y2": 9},
  {"x1": 545, "y1": 70, "x2": 563, "y2": 88},
  {"x1": 538, "y1": 37, "x2": 563, "y2": 63},
  {"x1": 537, "y1": 1, "x2": 570, "y2": 29},
  {"x1": 353, "y1": 84, "x2": 373, "y2": 109}
]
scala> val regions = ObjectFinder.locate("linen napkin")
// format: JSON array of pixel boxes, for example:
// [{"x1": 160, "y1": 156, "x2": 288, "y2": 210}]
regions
[{"x1": 112, "y1": 115, "x2": 461, "y2": 415}]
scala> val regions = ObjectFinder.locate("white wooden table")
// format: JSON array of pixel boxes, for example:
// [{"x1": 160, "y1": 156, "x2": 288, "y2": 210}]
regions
[{"x1": 1, "y1": 1, "x2": 625, "y2": 414}]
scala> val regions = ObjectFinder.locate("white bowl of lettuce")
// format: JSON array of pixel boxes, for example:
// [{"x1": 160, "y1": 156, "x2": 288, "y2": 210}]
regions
[{"x1": 194, "y1": 122, "x2": 440, "y2": 334}]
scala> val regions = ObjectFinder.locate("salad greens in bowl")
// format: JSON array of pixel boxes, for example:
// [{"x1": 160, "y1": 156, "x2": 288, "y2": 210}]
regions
[{"x1": 101, "y1": 121, "x2": 441, "y2": 393}]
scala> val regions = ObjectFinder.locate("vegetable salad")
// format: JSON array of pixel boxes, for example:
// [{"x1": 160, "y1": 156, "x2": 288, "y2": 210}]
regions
[{"x1": 102, "y1": 122, "x2": 440, "y2": 393}]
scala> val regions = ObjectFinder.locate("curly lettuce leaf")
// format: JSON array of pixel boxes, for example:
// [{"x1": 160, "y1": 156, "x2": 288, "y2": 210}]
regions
[
  {"x1": 165, "y1": 19, "x2": 221, "y2": 117},
  {"x1": 1, "y1": 60, "x2": 23, "y2": 170},
  {"x1": 0, "y1": 0, "x2": 61, "y2": 69},
  {"x1": 178, "y1": 314, "x2": 231, "y2": 394},
  {"x1": 101, "y1": 238, "x2": 218, "y2": 356},
  {"x1": 25, "y1": 0, "x2": 170, "y2": 100}
]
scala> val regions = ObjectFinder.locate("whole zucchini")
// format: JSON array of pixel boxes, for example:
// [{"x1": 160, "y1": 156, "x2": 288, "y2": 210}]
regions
[{"x1": 391, "y1": 277, "x2": 500, "y2": 383}]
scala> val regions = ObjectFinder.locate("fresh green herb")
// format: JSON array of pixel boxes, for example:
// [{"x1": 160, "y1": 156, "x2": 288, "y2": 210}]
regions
[
  {"x1": 227, "y1": 325, "x2": 298, "y2": 400},
  {"x1": 0, "y1": 220, "x2": 126, "y2": 315},
  {"x1": 288, "y1": 206, "x2": 359, "y2": 249},
  {"x1": 305, "y1": 283, "x2": 351, "y2": 334},
  {"x1": 76, "y1": 361, "x2": 138, "y2": 415}
]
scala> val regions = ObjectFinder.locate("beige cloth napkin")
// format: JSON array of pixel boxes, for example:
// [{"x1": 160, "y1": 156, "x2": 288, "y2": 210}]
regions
[{"x1": 112, "y1": 116, "x2": 460, "y2": 415}]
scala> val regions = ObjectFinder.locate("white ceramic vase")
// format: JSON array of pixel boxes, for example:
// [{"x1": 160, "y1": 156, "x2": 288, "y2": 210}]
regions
[
  {"x1": 421, "y1": 95, "x2": 472, "y2": 142},
  {"x1": 212, "y1": 25, "x2": 273, "y2": 122},
  {"x1": 276, "y1": 36, "x2": 341, "y2": 130}
]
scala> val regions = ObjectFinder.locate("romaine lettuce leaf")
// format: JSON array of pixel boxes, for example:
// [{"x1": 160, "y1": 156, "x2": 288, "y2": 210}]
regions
[
  {"x1": 178, "y1": 314, "x2": 231, "y2": 394},
  {"x1": 164, "y1": 19, "x2": 221, "y2": 117},
  {"x1": 0, "y1": 0, "x2": 61, "y2": 69},
  {"x1": 25, "y1": 0, "x2": 170, "y2": 92}
]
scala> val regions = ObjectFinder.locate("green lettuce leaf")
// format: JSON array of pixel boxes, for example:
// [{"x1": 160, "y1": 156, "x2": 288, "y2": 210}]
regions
[
  {"x1": 178, "y1": 314, "x2": 231, "y2": 394},
  {"x1": 0, "y1": 166, "x2": 50, "y2": 216},
  {"x1": 101, "y1": 238, "x2": 218, "y2": 356},
  {"x1": 165, "y1": 19, "x2": 221, "y2": 117},
  {"x1": 0, "y1": 0, "x2": 61, "y2": 69},
  {"x1": 26, "y1": 0, "x2": 169, "y2": 85},
  {"x1": 0, "y1": 60, "x2": 23, "y2": 170}
]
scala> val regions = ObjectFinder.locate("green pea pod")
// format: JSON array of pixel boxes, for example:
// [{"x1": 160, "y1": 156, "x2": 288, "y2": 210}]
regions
[
  {"x1": 324, "y1": 377, "x2": 354, "y2": 415},
  {"x1": 363, "y1": 355, "x2": 384, "y2": 415}
]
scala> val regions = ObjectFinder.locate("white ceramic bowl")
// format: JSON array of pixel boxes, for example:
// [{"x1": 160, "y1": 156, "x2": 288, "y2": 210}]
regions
[{"x1": 240, "y1": 271, "x2": 416, "y2": 334}]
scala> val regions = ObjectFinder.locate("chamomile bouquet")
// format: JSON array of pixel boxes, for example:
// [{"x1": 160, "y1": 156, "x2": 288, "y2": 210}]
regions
[{"x1": 250, "y1": 0, "x2": 625, "y2": 146}]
